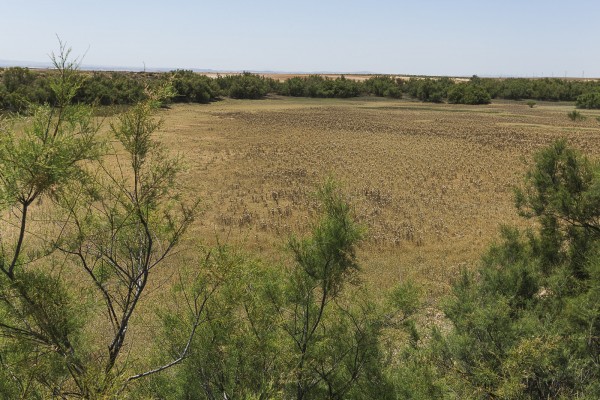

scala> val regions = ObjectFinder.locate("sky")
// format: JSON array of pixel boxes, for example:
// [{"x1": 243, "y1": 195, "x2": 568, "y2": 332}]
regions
[{"x1": 1, "y1": 0, "x2": 599, "y2": 77}]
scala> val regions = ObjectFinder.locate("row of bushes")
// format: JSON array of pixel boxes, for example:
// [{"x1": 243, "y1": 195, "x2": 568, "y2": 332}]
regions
[
  {"x1": 3, "y1": 66, "x2": 600, "y2": 110},
  {"x1": 278, "y1": 75, "x2": 363, "y2": 98},
  {"x1": 0, "y1": 67, "x2": 54, "y2": 112}
]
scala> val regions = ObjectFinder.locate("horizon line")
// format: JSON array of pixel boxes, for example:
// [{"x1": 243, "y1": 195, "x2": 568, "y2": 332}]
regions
[{"x1": 0, "y1": 59, "x2": 595, "y2": 80}]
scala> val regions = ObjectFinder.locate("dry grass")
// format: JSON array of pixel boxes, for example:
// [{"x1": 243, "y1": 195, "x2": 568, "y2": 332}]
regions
[
  {"x1": 150, "y1": 97, "x2": 600, "y2": 298},
  {"x1": 6, "y1": 96, "x2": 600, "y2": 375}
]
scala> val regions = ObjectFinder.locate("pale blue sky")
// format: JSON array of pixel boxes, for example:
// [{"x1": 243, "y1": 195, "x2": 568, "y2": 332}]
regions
[{"x1": 2, "y1": 0, "x2": 599, "y2": 76}]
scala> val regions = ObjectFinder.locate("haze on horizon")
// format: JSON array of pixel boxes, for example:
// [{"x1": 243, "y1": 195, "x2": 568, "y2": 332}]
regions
[{"x1": 2, "y1": 0, "x2": 599, "y2": 77}]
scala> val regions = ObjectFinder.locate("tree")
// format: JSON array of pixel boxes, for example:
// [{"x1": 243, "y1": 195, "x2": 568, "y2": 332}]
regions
[
  {"x1": 363, "y1": 76, "x2": 402, "y2": 98},
  {"x1": 0, "y1": 67, "x2": 53, "y2": 112},
  {"x1": 429, "y1": 140, "x2": 600, "y2": 399},
  {"x1": 217, "y1": 72, "x2": 271, "y2": 99},
  {"x1": 282, "y1": 181, "x2": 379, "y2": 400},
  {"x1": 0, "y1": 42, "x2": 103, "y2": 398},
  {"x1": 447, "y1": 83, "x2": 491, "y2": 105},
  {"x1": 0, "y1": 43, "x2": 200, "y2": 398},
  {"x1": 148, "y1": 246, "x2": 287, "y2": 399},
  {"x1": 170, "y1": 70, "x2": 220, "y2": 103},
  {"x1": 576, "y1": 91, "x2": 600, "y2": 109},
  {"x1": 155, "y1": 181, "x2": 392, "y2": 400}
]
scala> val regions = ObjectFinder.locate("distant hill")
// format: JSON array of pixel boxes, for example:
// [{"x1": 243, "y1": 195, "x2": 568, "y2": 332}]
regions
[{"x1": 0, "y1": 59, "x2": 381, "y2": 76}]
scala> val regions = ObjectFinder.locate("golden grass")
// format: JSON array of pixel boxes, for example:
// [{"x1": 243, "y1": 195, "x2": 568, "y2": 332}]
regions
[
  {"x1": 150, "y1": 97, "x2": 600, "y2": 299},
  {"x1": 6, "y1": 96, "x2": 600, "y2": 377}
]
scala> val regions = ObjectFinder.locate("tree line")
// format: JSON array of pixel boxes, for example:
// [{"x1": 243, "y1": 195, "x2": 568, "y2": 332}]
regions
[
  {"x1": 4, "y1": 66, "x2": 600, "y2": 110},
  {"x1": 2, "y1": 48, "x2": 600, "y2": 398}
]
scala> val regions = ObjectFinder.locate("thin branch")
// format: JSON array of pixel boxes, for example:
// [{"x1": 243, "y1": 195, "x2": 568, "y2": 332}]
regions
[
  {"x1": 7, "y1": 201, "x2": 31, "y2": 278},
  {"x1": 126, "y1": 290, "x2": 210, "y2": 382}
]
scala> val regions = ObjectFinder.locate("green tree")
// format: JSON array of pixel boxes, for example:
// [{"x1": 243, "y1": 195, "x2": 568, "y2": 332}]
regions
[
  {"x1": 156, "y1": 181, "x2": 392, "y2": 400},
  {"x1": 217, "y1": 72, "x2": 271, "y2": 99},
  {"x1": 170, "y1": 70, "x2": 220, "y2": 103},
  {"x1": 0, "y1": 43, "x2": 103, "y2": 398},
  {"x1": 447, "y1": 83, "x2": 491, "y2": 105},
  {"x1": 0, "y1": 43, "x2": 199, "y2": 398},
  {"x1": 283, "y1": 76, "x2": 308, "y2": 97},
  {"x1": 148, "y1": 246, "x2": 286, "y2": 399},
  {"x1": 0, "y1": 67, "x2": 53, "y2": 112},
  {"x1": 429, "y1": 140, "x2": 600, "y2": 399},
  {"x1": 576, "y1": 91, "x2": 600, "y2": 109}
]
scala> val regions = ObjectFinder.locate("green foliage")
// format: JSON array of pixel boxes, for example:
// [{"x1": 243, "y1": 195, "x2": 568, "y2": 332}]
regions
[
  {"x1": 0, "y1": 269, "x2": 86, "y2": 398},
  {"x1": 428, "y1": 140, "x2": 600, "y2": 399},
  {"x1": 156, "y1": 181, "x2": 393, "y2": 400},
  {"x1": 278, "y1": 75, "x2": 362, "y2": 98},
  {"x1": 284, "y1": 181, "x2": 381, "y2": 400},
  {"x1": 404, "y1": 77, "x2": 454, "y2": 103},
  {"x1": 284, "y1": 76, "x2": 308, "y2": 96},
  {"x1": 567, "y1": 109, "x2": 586, "y2": 121},
  {"x1": 576, "y1": 91, "x2": 600, "y2": 109},
  {"x1": 0, "y1": 45, "x2": 197, "y2": 398},
  {"x1": 0, "y1": 43, "x2": 103, "y2": 397},
  {"x1": 170, "y1": 69, "x2": 220, "y2": 103},
  {"x1": 7, "y1": 66, "x2": 600, "y2": 110},
  {"x1": 75, "y1": 72, "x2": 147, "y2": 105},
  {"x1": 527, "y1": 100, "x2": 537, "y2": 108},
  {"x1": 150, "y1": 246, "x2": 286, "y2": 399},
  {"x1": 489, "y1": 77, "x2": 591, "y2": 101},
  {"x1": 388, "y1": 344, "x2": 445, "y2": 400},
  {"x1": 447, "y1": 83, "x2": 491, "y2": 105},
  {"x1": 0, "y1": 67, "x2": 53, "y2": 112},
  {"x1": 215, "y1": 72, "x2": 273, "y2": 99},
  {"x1": 0, "y1": 50, "x2": 101, "y2": 214},
  {"x1": 363, "y1": 76, "x2": 402, "y2": 98},
  {"x1": 496, "y1": 78, "x2": 534, "y2": 100}
]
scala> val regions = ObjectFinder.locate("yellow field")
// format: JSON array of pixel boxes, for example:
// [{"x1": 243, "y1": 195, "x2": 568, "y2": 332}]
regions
[{"x1": 153, "y1": 97, "x2": 600, "y2": 299}]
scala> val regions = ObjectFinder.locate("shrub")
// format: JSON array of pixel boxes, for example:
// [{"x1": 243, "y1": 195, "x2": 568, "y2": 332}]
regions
[
  {"x1": 170, "y1": 70, "x2": 219, "y2": 103},
  {"x1": 567, "y1": 109, "x2": 586, "y2": 121},
  {"x1": 282, "y1": 76, "x2": 306, "y2": 96},
  {"x1": 75, "y1": 72, "x2": 146, "y2": 105},
  {"x1": 576, "y1": 92, "x2": 600, "y2": 109},
  {"x1": 429, "y1": 141, "x2": 600, "y2": 399},
  {"x1": 216, "y1": 72, "x2": 271, "y2": 99},
  {"x1": 153, "y1": 182, "x2": 396, "y2": 400},
  {"x1": 404, "y1": 77, "x2": 454, "y2": 103},
  {"x1": 277, "y1": 75, "x2": 364, "y2": 99},
  {"x1": 447, "y1": 83, "x2": 491, "y2": 105},
  {"x1": 0, "y1": 45, "x2": 198, "y2": 398},
  {"x1": 526, "y1": 100, "x2": 536, "y2": 108},
  {"x1": 331, "y1": 75, "x2": 362, "y2": 98},
  {"x1": 0, "y1": 67, "x2": 53, "y2": 112},
  {"x1": 363, "y1": 76, "x2": 402, "y2": 98}
]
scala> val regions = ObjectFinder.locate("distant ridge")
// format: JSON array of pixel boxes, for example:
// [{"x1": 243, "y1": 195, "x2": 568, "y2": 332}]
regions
[
  {"x1": 1, "y1": 60, "x2": 595, "y2": 79},
  {"x1": 0, "y1": 59, "x2": 381, "y2": 75},
  {"x1": 0, "y1": 59, "x2": 213, "y2": 73}
]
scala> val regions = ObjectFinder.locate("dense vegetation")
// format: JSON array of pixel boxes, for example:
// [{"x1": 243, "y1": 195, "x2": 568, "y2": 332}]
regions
[
  {"x1": 447, "y1": 82, "x2": 491, "y2": 105},
  {"x1": 426, "y1": 141, "x2": 600, "y2": 398},
  {"x1": 5, "y1": 65, "x2": 600, "y2": 112},
  {"x1": 575, "y1": 91, "x2": 600, "y2": 109},
  {"x1": 2, "y1": 49, "x2": 600, "y2": 398}
]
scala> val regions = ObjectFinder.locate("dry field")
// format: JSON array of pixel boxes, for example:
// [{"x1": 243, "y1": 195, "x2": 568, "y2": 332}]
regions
[
  {"x1": 6, "y1": 96, "x2": 600, "y2": 372},
  {"x1": 153, "y1": 97, "x2": 600, "y2": 299}
]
